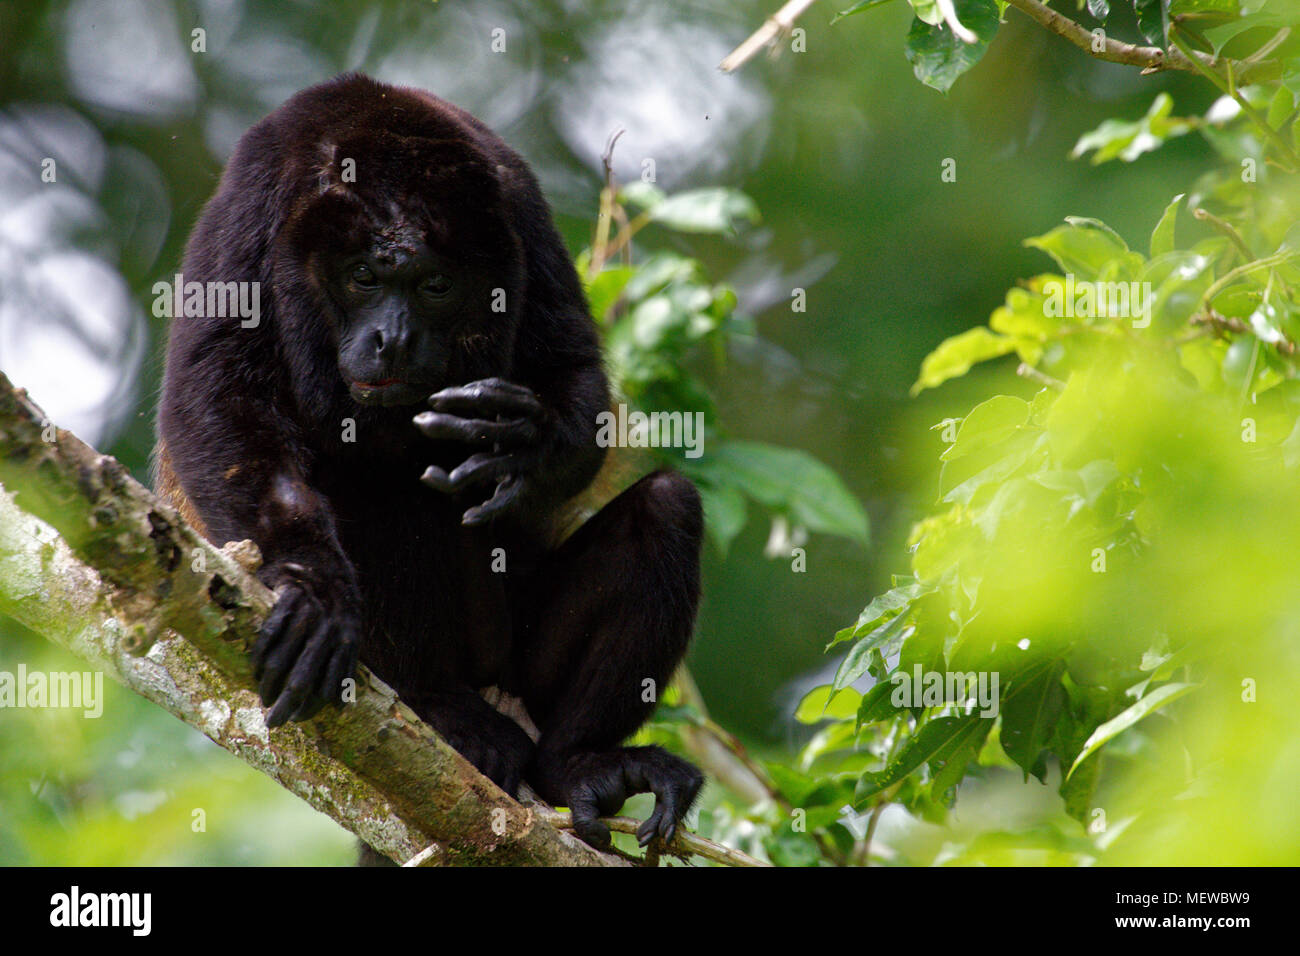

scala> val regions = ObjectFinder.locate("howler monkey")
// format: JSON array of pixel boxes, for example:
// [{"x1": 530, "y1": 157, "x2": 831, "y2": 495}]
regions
[{"x1": 155, "y1": 73, "x2": 704, "y2": 853}]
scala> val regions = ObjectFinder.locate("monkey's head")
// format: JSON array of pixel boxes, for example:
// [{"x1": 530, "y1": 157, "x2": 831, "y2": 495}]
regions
[{"x1": 277, "y1": 131, "x2": 525, "y2": 408}]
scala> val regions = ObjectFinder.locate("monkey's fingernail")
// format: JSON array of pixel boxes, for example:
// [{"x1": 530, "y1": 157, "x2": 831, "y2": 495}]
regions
[{"x1": 421, "y1": 466, "x2": 450, "y2": 491}]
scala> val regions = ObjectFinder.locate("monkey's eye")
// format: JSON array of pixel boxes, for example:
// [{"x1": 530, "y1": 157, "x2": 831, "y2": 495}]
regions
[
  {"x1": 349, "y1": 264, "x2": 379, "y2": 290},
  {"x1": 419, "y1": 274, "x2": 453, "y2": 297}
]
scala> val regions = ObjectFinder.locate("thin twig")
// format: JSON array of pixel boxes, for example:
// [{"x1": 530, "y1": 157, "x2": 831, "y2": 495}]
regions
[
  {"x1": 588, "y1": 128, "x2": 626, "y2": 280},
  {"x1": 1017, "y1": 363, "x2": 1066, "y2": 391},
  {"x1": 720, "y1": 0, "x2": 820, "y2": 73},
  {"x1": 1192, "y1": 207, "x2": 1254, "y2": 264},
  {"x1": 533, "y1": 806, "x2": 772, "y2": 867}
]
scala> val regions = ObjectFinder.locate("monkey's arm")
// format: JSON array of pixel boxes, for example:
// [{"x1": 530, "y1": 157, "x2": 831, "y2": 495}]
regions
[{"x1": 159, "y1": 346, "x2": 361, "y2": 726}]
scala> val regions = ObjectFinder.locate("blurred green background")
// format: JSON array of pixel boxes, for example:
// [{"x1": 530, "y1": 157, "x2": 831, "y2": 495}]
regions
[{"x1": 0, "y1": 0, "x2": 1230, "y2": 863}]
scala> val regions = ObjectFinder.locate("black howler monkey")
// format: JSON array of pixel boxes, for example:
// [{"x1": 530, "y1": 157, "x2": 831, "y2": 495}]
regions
[{"x1": 155, "y1": 73, "x2": 704, "y2": 853}]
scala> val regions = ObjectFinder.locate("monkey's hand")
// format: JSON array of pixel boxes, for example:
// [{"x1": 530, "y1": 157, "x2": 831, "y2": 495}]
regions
[
  {"x1": 532, "y1": 746, "x2": 704, "y2": 851},
  {"x1": 414, "y1": 377, "x2": 553, "y2": 526},
  {"x1": 250, "y1": 567, "x2": 362, "y2": 728}
]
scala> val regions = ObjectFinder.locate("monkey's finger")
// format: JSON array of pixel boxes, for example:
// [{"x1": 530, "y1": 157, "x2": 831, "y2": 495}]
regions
[
  {"x1": 637, "y1": 807, "x2": 667, "y2": 847},
  {"x1": 323, "y1": 626, "x2": 360, "y2": 709},
  {"x1": 257, "y1": 604, "x2": 316, "y2": 708},
  {"x1": 447, "y1": 453, "x2": 518, "y2": 490},
  {"x1": 289, "y1": 694, "x2": 329, "y2": 724},
  {"x1": 413, "y1": 411, "x2": 537, "y2": 447},
  {"x1": 421, "y1": 453, "x2": 516, "y2": 494},
  {"x1": 267, "y1": 619, "x2": 335, "y2": 727},
  {"x1": 461, "y1": 476, "x2": 524, "y2": 526},
  {"x1": 289, "y1": 622, "x2": 345, "y2": 722},
  {"x1": 429, "y1": 379, "x2": 542, "y2": 420},
  {"x1": 251, "y1": 586, "x2": 305, "y2": 678},
  {"x1": 659, "y1": 766, "x2": 704, "y2": 844},
  {"x1": 568, "y1": 783, "x2": 613, "y2": 851}
]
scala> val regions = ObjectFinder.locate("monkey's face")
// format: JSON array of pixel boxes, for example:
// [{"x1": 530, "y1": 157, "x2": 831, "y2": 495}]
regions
[
  {"x1": 328, "y1": 233, "x2": 476, "y2": 407},
  {"x1": 285, "y1": 162, "x2": 524, "y2": 409}
]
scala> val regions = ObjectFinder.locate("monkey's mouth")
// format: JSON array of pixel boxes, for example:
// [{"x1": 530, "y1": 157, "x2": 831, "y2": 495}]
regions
[{"x1": 349, "y1": 379, "x2": 430, "y2": 407}]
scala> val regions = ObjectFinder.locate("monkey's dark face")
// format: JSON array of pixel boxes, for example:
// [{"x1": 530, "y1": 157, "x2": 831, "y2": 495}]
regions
[
  {"x1": 328, "y1": 235, "x2": 475, "y2": 407},
  {"x1": 276, "y1": 128, "x2": 526, "y2": 413},
  {"x1": 287, "y1": 185, "x2": 523, "y2": 410}
]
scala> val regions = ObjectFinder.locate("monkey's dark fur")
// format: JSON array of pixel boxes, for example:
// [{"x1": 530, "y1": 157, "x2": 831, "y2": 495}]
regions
[{"x1": 155, "y1": 73, "x2": 704, "y2": 855}]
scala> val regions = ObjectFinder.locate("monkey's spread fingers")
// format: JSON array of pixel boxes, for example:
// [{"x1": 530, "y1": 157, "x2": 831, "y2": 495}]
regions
[
  {"x1": 421, "y1": 453, "x2": 516, "y2": 494},
  {"x1": 251, "y1": 586, "x2": 305, "y2": 679},
  {"x1": 413, "y1": 411, "x2": 537, "y2": 447},
  {"x1": 461, "y1": 476, "x2": 524, "y2": 526},
  {"x1": 428, "y1": 379, "x2": 542, "y2": 420}
]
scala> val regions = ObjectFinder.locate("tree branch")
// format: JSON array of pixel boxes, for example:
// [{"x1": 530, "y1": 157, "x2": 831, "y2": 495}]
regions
[
  {"x1": 1002, "y1": 0, "x2": 1280, "y2": 84},
  {"x1": 0, "y1": 370, "x2": 625, "y2": 867},
  {"x1": 719, "y1": 0, "x2": 1282, "y2": 84}
]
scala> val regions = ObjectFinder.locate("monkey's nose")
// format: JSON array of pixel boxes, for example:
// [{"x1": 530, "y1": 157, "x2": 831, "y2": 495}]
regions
[{"x1": 372, "y1": 326, "x2": 411, "y2": 360}]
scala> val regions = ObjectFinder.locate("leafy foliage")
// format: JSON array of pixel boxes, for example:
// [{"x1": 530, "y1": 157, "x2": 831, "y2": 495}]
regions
[
  {"x1": 579, "y1": 184, "x2": 869, "y2": 556},
  {"x1": 747, "y1": 0, "x2": 1300, "y2": 865}
]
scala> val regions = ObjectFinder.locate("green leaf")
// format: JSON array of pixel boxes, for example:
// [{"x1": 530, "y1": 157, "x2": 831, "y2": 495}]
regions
[
  {"x1": 903, "y1": 0, "x2": 1001, "y2": 94},
  {"x1": 833, "y1": 613, "x2": 914, "y2": 690},
  {"x1": 698, "y1": 482, "x2": 747, "y2": 557},
  {"x1": 941, "y1": 394, "x2": 1031, "y2": 461},
  {"x1": 1066, "y1": 682, "x2": 1198, "y2": 778},
  {"x1": 909, "y1": 0, "x2": 945, "y2": 25},
  {"x1": 911, "y1": 327, "x2": 1017, "y2": 394},
  {"x1": 857, "y1": 680, "x2": 905, "y2": 725},
  {"x1": 585, "y1": 266, "x2": 636, "y2": 323},
  {"x1": 1071, "y1": 93, "x2": 1193, "y2": 164},
  {"x1": 1203, "y1": 3, "x2": 1300, "y2": 54},
  {"x1": 856, "y1": 716, "x2": 990, "y2": 802},
  {"x1": 1267, "y1": 84, "x2": 1296, "y2": 130},
  {"x1": 930, "y1": 718, "x2": 992, "y2": 796},
  {"x1": 795, "y1": 684, "x2": 861, "y2": 724},
  {"x1": 643, "y1": 188, "x2": 760, "y2": 235},
  {"x1": 1024, "y1": 218, "x2": 1141, "y2": 280},
  {"x1": 1133, "y1": 0, "x2": 1170, "y2": 47},
  {"x1": 621, "y1": 251, "x2": 698, "y2": 301},
  {"x1": 713, "y1": 441, "x2": 870, "y2": 544},
  {"x1": 999, "y1": 659, "x2": 1066, "y2": 782},
  {"x1": 1141, "y1": 251, "x2": 1214, "y2": 329},
  {"x1": 832, "y1": 0, "x2": 898, "y2": 21},
  {"x1": 941, "y1": 430, "x2": 1042, "y2": 504},
  {"x1": 1149, "y1": 193, "x2": 1184, "y2": 258},
  {"x1": 830, "y1": 581, "x2": 929, "y2": 648}
]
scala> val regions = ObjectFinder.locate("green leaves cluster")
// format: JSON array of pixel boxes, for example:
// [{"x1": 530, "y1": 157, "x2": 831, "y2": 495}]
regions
[
  {"x1": 580, "y1": 186, "x2": 869, "y2": 556},
  {"x1": 778, "y1": 12, "x2": 1300, "y2": 859},
  {"x1": 839, "y1": 0, "x2": 1300, "y2": 96}
]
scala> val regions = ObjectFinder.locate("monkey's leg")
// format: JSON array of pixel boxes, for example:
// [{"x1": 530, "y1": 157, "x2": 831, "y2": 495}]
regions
[{"x1": 509, "y1": 470, "x2": 705, "y2": 849}]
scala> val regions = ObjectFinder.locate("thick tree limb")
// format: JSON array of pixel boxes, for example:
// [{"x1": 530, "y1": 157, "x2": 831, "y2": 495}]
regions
[{"x1": 0, "y1": 370, "x2": 624, "y2": 867}]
